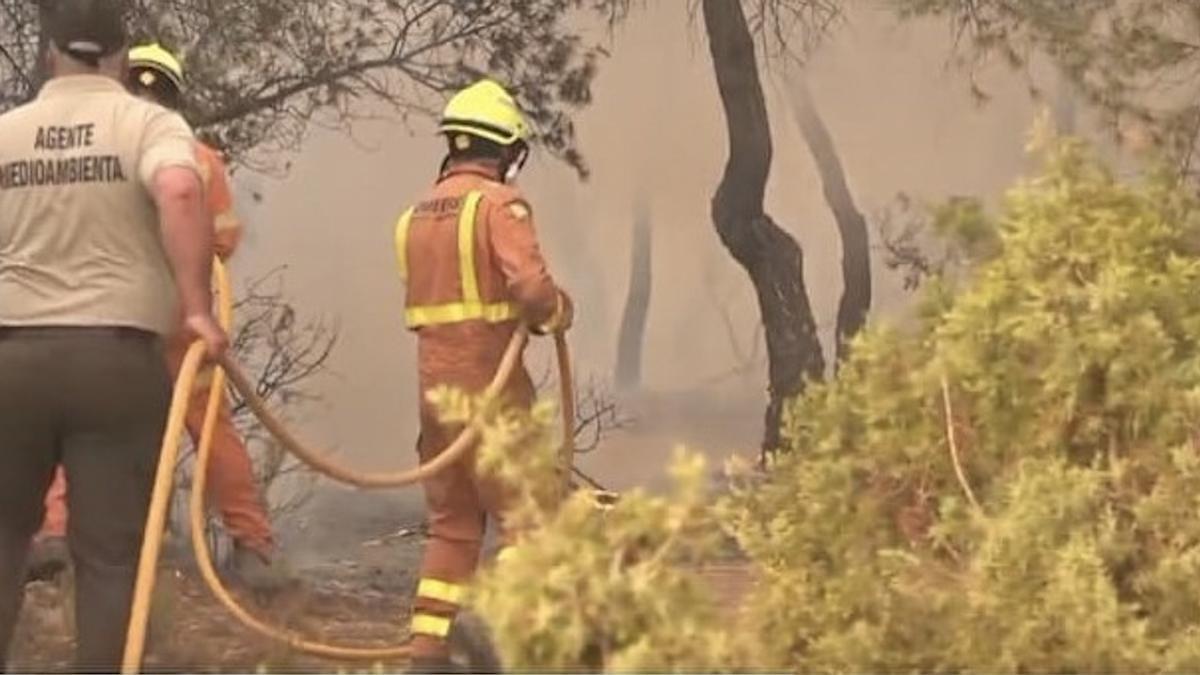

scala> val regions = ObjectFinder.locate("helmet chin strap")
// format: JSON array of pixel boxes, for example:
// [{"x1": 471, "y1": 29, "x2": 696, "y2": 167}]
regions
[{"x1": 503, "y1": 145, "x2": 529, "y2": 184}]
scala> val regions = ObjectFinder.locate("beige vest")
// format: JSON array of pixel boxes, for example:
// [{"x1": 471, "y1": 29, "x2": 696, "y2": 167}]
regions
[{"x1": 0, "y1": 75, "x2": 198, "y2": 335}]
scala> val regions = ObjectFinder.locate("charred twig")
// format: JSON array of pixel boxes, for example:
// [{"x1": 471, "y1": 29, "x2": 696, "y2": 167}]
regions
[
  {"x1": 534, "y1": 358, "x2": 630, "y2": 455},
  {"x1": 572, "y1": 378, "x2": 633, "y2": 454},
  {"x1": 170, "y1": 269, "x2": 335, "y2": 536}
]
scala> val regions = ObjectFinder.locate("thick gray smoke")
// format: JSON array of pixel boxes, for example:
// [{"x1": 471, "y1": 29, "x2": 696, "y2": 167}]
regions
[{"x1": 231, "y1": 3, "x2": 1071, "y2": 494}]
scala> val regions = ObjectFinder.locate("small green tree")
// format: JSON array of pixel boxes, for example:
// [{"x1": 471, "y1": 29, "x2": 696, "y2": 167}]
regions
[
  {"x1": 726, "y1": 129, "x2": 1200, "y2": 672},
  {"x1": 436, "y1": 131, "x2": 1200, "y2": 674}
]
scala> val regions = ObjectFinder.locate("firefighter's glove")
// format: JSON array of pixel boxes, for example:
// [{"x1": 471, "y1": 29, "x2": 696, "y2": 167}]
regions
[{"x1": 533, "y1": 290, "x2": 573, "y2": 335}]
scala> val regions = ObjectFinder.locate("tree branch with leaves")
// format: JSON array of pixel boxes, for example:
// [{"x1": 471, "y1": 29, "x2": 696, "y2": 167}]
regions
[{"x1": 2, "y1": 0, "x2": 622, "y2": 175}]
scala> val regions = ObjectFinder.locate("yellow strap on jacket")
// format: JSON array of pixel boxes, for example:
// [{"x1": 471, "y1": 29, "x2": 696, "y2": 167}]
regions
[{"x1": 394, "y1": 190, "x2": 519, "y2": 328}]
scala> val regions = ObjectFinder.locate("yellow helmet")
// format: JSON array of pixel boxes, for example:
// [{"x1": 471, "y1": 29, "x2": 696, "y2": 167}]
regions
[
  {"x1": 438, "y1": 79, "x2": 529, "y2": 147},
  {"x1": 128, "y1": 42, "x2": 184, "y2": 92}
]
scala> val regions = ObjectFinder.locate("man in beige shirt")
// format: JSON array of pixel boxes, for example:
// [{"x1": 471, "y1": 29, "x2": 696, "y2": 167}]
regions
[{"x1": 0, "y1": 0, "x2": 227, "y2": 670}]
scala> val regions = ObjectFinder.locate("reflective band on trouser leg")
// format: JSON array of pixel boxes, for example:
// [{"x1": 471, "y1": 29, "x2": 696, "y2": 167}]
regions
[
  {"x1": 394, "y1": 206, "x2": 415, "y2": 283},
  {"x1": 411, "y1": 613, "x2": 452, "y2": 638},
  {"x1": 417, "y1": 578, "x2": 468, "y2": 605}
]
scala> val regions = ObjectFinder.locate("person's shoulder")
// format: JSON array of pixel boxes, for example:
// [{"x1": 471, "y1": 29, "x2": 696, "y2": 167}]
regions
[
  {"x1": 0, "y1": 97, "x2": 46, "y2": 129},
  {"x1": 475, "y1": 178, "x2": 528, "y2": 210},
  {"x1": 118, "y1": 94, "x2": 192, "y2": 131},
  {"x1": 94, "y1": 87, "x2": 150, "y2": 113},
  {"x1": 477, "y1": 180, "x2": 534, "y2": 225}
]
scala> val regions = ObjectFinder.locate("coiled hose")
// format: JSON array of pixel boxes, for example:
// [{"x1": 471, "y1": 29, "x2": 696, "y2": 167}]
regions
[{"x1": 121, "y1": 258, "x2": 576, "y2": 673}]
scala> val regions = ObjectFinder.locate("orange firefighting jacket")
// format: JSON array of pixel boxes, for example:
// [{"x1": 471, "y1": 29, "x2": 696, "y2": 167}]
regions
[
  {"x1": 395, "y1": 161, "x2": 569, "y2": 406},
  {"x1": 176, "y1": 141, "x2": 242, "y2": 390},
  {"x1": 194, "y1": 141, "x2": 241, "y2": 260}
]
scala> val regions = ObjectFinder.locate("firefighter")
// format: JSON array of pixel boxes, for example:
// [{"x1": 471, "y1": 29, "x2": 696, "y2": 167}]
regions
[
  {"x1": 396, "y1": 79, "x2": 573, "y2": 671},
  {"x1": 26, "y1": 42, "x2": 292, "y2": 593}
]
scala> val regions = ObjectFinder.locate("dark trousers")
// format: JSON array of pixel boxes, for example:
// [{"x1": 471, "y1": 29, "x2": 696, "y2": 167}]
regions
[{"x1": 0, "y1": 327, "x2": 170, "y2": 673}]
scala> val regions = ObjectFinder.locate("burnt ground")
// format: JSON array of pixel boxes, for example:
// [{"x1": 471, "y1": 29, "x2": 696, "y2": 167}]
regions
[
  {"x1": 10, "y1": 486, "x2": 430, "y2": 674},
  {"x1": 9, "y1": 490, "x2": 754, "y2": 674},
  {"x1": 11, "y1": 556, "x2": 419, "y2": 673},
  {"x1": 8, "y1": 391, "x2": 760, "y2": 673}
]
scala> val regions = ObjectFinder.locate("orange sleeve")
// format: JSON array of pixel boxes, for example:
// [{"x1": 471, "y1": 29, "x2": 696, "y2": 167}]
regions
[
  {"x1": 486, "y1": 196, "x2": 566, "y2": 328},
  {"x1": 195, "y1": 143, "x2": 243, "y2": 260}
]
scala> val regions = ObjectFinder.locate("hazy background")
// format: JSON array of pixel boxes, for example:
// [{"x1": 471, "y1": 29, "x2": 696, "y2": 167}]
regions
[{"x1": 227, "y1": 3, "x2": 1076, "y2": 497}]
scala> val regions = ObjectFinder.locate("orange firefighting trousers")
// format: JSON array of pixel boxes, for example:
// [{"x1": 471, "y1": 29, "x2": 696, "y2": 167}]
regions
[
  {"x1": 37, "y1": 332, "x2": 274, "y2": 556},
  {"x1": 409, "y1": 325, "x2": 535, "y2": 659}
]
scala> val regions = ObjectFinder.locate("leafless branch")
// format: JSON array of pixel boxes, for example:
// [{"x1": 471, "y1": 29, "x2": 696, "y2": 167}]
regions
[
  {"x1": 170, "y1": 269, "x2": 336, "y2": 536},
  {"x1": 571, "y1": 378, "x2": 634, "y2": 453}
]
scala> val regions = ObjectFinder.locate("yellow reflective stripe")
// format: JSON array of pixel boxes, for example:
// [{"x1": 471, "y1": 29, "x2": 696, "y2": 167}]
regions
[
  {"x1": 405, "y1": 301, "x2": 518, "y2": 328},
  {"x1": 395, "y1": 207, "x2": 415, "y2": 283},
  {"x1": 458, "y1": 191, "x2": 483, "y2": 304},
  {"x1": 400, "y1": 191, "x2": 511, "y2": 329},
  {"x1": 417, "y1": 578, "x2": 467, "y2": 605},
  {"x1": 411, "y1": 613, "x2": 452, "y2": 638}
]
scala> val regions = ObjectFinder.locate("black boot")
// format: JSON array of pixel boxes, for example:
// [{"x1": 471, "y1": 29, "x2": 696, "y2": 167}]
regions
[
  {"x1": 24, "y1": 536, "x2": 69, "y2": 583},
  {"x1": 229, "y1": 543, "x2": 296, "y2": 594}
]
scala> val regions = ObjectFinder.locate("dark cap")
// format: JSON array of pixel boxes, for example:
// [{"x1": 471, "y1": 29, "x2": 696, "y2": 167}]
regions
[{"x1": 43, "y1": 0, "x2": 128, "y2": 65}]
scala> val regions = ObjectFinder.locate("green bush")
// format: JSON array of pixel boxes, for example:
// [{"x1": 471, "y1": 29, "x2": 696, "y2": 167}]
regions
[
  {"x1": 728, "y1": 136, "x2": 1200, "y2": 672},
  {"x1": 448, "y1": 387, "x2": 738, "y2": 672},
  {"x1": 459, "y1": 135, "x2": 1200, "y2": 673}
]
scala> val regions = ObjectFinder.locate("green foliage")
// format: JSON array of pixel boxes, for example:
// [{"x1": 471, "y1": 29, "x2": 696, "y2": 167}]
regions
[
  {"x1": 728, "y1": 136, "x2": 1200, "y2": 671},
  {"x1": 448, "y1": 388, "x2": 738, "y2": 672},
  {"x1": 0, "y1": 1, "x2": 613, "y2": 174},
  {"x1": 447, "y1": 138, "x2": 1200, "y2": 673},
  {"x1": 888, "y1": 0, "x2": 1200, "y2": 167}
]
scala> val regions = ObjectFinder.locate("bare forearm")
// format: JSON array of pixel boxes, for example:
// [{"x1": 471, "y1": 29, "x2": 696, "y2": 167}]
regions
[{"x1": 154, "y1": 169, "x2": 214, "y2": 317}]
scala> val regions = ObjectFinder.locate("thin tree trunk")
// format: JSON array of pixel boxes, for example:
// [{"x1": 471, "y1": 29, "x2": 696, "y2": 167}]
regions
[
  {"x1": 615, "y1": 194, "x2": 652, "y2": 391},
  {"x1": 702, "y1": 0, "x2": 825, "y2": 456},
  {"x1": 1054, "y1": 68, "x2": 1078, "y2": 136},
  {"x1": 783, "y1": 75, "x2": 871, "y2": 364}
]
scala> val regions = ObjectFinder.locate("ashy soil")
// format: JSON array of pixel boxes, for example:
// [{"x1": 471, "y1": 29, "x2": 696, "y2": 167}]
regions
[
  {"x1": 9, "y1": 502, "x2": 755, "y2": 673},
  {"x1": 10, "y1": 537, "x2": 425, "y2": 673},
  {"x1": 9, "y1": 486, "x2": 429, "y2": 674},
  {"x1": 8, "y1": 389, "x2": 760, "y2": 673}
]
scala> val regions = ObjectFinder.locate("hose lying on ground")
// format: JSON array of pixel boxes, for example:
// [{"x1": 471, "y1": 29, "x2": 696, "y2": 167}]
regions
[{"x1": 123, "y1": 258, "x2": 577, "y2": 672}]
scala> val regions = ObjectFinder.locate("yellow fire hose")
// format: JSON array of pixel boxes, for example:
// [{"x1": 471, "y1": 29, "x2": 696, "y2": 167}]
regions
[{"x1": 121, "y1": 258, "x2": 576, "y2": 673}]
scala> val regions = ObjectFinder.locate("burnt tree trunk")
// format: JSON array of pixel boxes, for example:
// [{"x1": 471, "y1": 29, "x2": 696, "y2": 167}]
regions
[
  {"x1": 614, "y1": 194, "x2": 652, "y2": 391},
  {"x1": 702, "y1": 0, "x2": 825, "y2": 455},
  {"x1": 785, "y1": 77, "x2": 871, "y2": 364}
]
